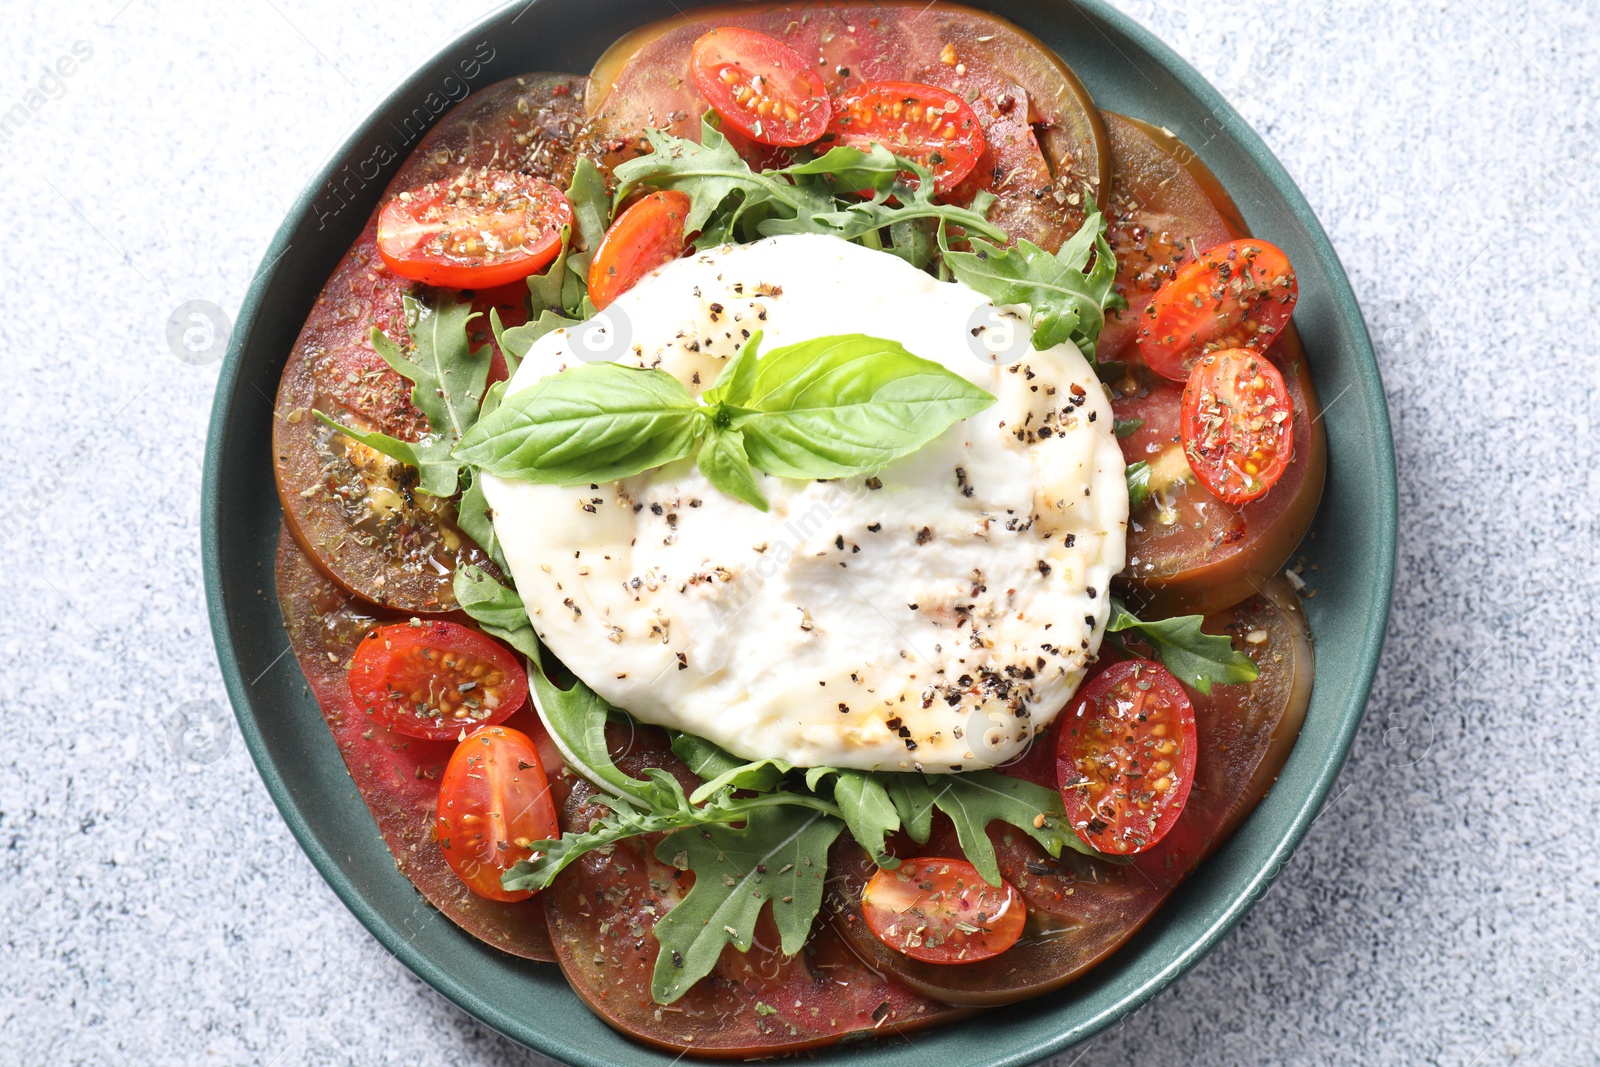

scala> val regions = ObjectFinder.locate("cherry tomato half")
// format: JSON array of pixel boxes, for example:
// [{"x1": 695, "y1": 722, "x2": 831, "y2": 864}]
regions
[
  {"x1": 689, "y1": 27, "x2": 831, "y2": 146},
  {"x1": 348, "y1": 621, "x2": 528, "y2": 741},
  {"x1": 1138, "y1": 238, "x2": 1298, "y2": 382},
  {"x1": 1058, "y1": 659, "x2": 1197, "y2": 855},
  {"x1": 587, "y1": 190, "x2": 691, "y2": 309},
  {"x1": 1181, "y1": 348, "x2": 1295, "y2": 505},
  {"x1": 377, "y1": 169, "x2": 571, "y2": 289},
  {"x1": 826, "y1": 81, "x2": 987, "y2": 195},
  {"x1": 436, "y1": 725, "x2": 559, "y2": 902},
  {"x1": 861, "y1": 858, "x2": 1025, "y2": 964}
]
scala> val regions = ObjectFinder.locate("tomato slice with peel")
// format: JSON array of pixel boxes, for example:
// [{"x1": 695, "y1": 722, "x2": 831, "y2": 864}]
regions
[
  {"x1": 1181, "y1": 348, "x2": 1295, "y2": 505},
  {"x1": 861, "y1": 857, "x2": 1025, "y2": 964},
  {"x1": 587, "y1": 190, "x2": 691, "y2": 309},
  {"x1": 377, "y1": 169, "x2": 571, "y2": 289},
  {"x1": 348, "y1": 621, "x2": 528, "y2": 740},
  {"x1": 1138, "y1": 238, "x2": 1299, "y2": 382},
  {"x1": 1058, "y1": 659, "x2": 1197, "y2": 855},
  {"x1": 826, "y1": 81, "x2": 986, "y2": 194},
  {"x1": 437, "y1": 725, "x2": 558, "y2": 902},
  {"x1": 689, "y1": 27, "x2": 831, "y2": 146}
]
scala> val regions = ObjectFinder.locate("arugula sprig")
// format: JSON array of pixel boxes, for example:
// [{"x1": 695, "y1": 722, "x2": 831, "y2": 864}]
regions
[
  {"x1": 453, "y1": 331, "x2": 995, "y2": 511},
  {"x1": 1107, "y1": 597, "x2": 1260, "y2": 694},
  {"x1": 612, "y1": 116, "x2": 1010, "y2": 251},
  {"x1": 940, "y1": 195, "x2": 1125, "y2": 361},
  {"x1": 314, "y1": 290, "x2": 491, "y2": 499}
]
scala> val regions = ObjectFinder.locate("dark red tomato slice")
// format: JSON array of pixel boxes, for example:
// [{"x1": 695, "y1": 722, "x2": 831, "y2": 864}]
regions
[
  {"x1": 689, "y1": 27, "x2": 831, "y2": 146},
  {"x1": 1058, "y1": 659, "x2": 1197, "y2": 856},
  {"x1": 377, "y1": 169, "x2": 571, "y2": 289},
  {"x1": 1138, "y1": 238, "x2": 1299, "y2": 382},
  {"x1": 826, "y1": 81, "x2": 985, "y2": 194},
  {"x1": 587, "y1": 190, "x2": 690, "y2": 309},
  {"x1": 1181, "y1": 348, "x2": 1295, "y2": 505},
  {"x1": 348, "y1": 620, "x2": 528, "y2": 741},
  {"x1": 437, "y1": 725, "x2": 559, "y2": 902},
  {"x1": 274, "y1": 527, "x2": 557, "y2": 961},
  {"x1": 861, "y1": 858, "x2": 1025, "y2": 964}
]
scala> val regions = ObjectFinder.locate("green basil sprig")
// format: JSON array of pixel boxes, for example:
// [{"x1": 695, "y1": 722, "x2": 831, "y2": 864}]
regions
[{"x1": 453, "y1": 331, "x2": 995, "y2": 510}]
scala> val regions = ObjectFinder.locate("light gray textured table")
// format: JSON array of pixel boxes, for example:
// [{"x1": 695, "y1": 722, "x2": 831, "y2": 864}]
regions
[{"x1": 3, "y1": 0, "x2": 1596, "y2": 1063}]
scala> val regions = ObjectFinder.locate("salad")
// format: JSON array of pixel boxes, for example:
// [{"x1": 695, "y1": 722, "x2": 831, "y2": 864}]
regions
[{"x1": 269, "y1": 2, "x2": 1322, "y2": 1056}]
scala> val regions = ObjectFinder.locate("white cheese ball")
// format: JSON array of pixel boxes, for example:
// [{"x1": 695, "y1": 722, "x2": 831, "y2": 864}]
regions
[{"x1": 483, "y1": 235, "x2": 1128, "y2": 771}]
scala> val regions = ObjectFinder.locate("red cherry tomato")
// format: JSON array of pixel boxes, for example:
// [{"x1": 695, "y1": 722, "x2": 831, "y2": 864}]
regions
[
  {"x1": 348, "y1": 621, "x2": 528, "y2": 741},
  {"x1": 377, "y1": 169, "x2": 571, "y2": 289},
  {"x1": 826, "y1": 81, "x2": 987, "y2": 195},
  {"x1": 587, "y1": 190, "x2": 691, "y2": 309},
  {"x1": 689, "y1": 27, "x2": 831, "y2": 146},
  {"x1": 436, "y1": 725, "x2": 559, "y2": 902},
  {"x1": 1138, "y1": 239, "x2": 1298, "y2": 382},
  {"x1": 860, "y1": 857, "x2": 1026, "y2": 964},
  {"x1": 1181, "y1": 348, "x2": 1296, "y2": 505},
  {"x1": 1058, "y1": 659, "x2": 1197, "y2": 855}
]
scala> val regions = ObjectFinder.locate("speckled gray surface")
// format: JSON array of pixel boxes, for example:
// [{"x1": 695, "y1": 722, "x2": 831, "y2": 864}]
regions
[{"x1": 3, "y1": 0, "x2": 1597, "y2": 1063}]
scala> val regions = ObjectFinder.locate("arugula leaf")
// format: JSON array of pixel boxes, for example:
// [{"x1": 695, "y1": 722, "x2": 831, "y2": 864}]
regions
[
  {"x1": 375, "y1": 292, "x2": 493, "y2": 451},
  {"x1": 650, "y1": 806, "x2": 843, "y2": 1004},
  {"x1": 883, "y1": 773, "x2": 937, "y2": 843},
  {"x1": 1107, "y1": 598, "x2": 1260, "y2": 694},
  {"x1": 923, "y1": 770, "x2": 1083, "y2": 886},
  {"x1": 720, "y1": 332, "x2": 996, "y2": 479},
  {"x1": 451, "y1": 564, "x2": 540, "y2": 662},
  {"x1": 1126, "y1": 460, "x2": 1152, "y2": 511},
  {"x1": 1113, "y1": 417, "x2": 1144, "y2": 439},
  {"x1": 669, "y1": 733, "x2": 794, "y2": 802},
  {"x1": 613, "y1": 117, "x2": 832, "y2": 236},
  {"x1": 311, "y1": 412, "x2": 460, "y2": 498},
  {"x1": 523, "y1": 156, "x2": 610, "y2": 319},
  {"x1": 317, "y1": 290, "x2": 491, "y2": 498},
  {"x1": 456, "y1": 362, "x2": 706, "y2": 485},
  {"x1": 763, "y1": 155, "x2": 1006, "y2": 246},
  {"x1": 941, "y1": 200, "x2": 1123, "y2": 360},
  {"x1": 808, "y1": 769, "x2": 902, "y2": 867}
]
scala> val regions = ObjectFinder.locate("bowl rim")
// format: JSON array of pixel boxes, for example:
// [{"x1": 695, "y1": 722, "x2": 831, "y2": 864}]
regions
[{"x1": 202, "y1": 1, "x2": 1397, "y2": 1063}]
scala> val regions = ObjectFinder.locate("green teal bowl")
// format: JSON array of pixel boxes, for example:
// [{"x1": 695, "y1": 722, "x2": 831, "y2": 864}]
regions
[{"x1": 203, "y1": 1, "x2": 1396, "y2": 1062}]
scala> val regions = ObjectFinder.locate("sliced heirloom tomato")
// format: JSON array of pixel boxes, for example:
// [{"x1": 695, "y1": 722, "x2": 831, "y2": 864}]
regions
[
  {"x1": 273, "y1": 526, "x2": 557, "y2": 961},
  {"x1": 1138, "y1": 238, "x2": 1299, "y2": 383},
  {"x1": 689, "y1": 27, "x2": 831, "y2": 146},
  {"x1": 1182, "y1": 348, "x2": 1295, "y2": 505},
  {"x1": 540, "y1": 721, "x2": 967, "y2": 1057},
  {"x1": 348, "y1": 620, "x2": 528, "y2": 741},
  {"x1": 272, "y1": 75, "x2": 597, "y2": 613},
  {"x1": 1114, "y1": 324, "x2": 1324, "y2": 617},
  {"x1": 377, "y1": 169, "x2": 572, "y2": 289},
  {"x1": 437, "y1": 725, "x2": 559, "y2": 902},
  {"x1": 1097, "y1": 112, "x2": 1242, "y2": 360},
  {"x1": 862, "y1": 858, "x2": 1025, "y2": 964},
  {"x1": 825, "y1": 577, "x2": 1313, "y2": 1006},
  {"x1": 826, "y1": 81, "x2": 985, "y2": 194},
  {"x1": 1058, "y1": 659, "x2": 1197, "y2": 856},
  {"x1": 587, "y1": 190, "x2": 690, "y2": 309},
  {"x1": 586, "y1": 3, "x2": 1107, "y2": 249}
]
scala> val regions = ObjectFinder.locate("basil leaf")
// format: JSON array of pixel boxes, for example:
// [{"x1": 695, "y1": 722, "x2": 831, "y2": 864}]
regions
[
  {"x1": 725, "y1": 333, "x2": 996, "y2": 479},
  {"x1": 696, "y1": 425, "x2": 768, "y2": 511},
  {"x1": 650, "y1": 806, "x2": 844, "y2": 1004},
  {"x1": 1107, "y1": 599, "x2": 1260, "y2": 695},
  {"x1": 456, "y1": 363, "x2": 707, "y2": 484},
  {"x1": 941, "y1": 200, "x2": 1123, "y2": 359},
  {"x1": 1126, "y1": 460, "x2": 1151, "y2": 511}
]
